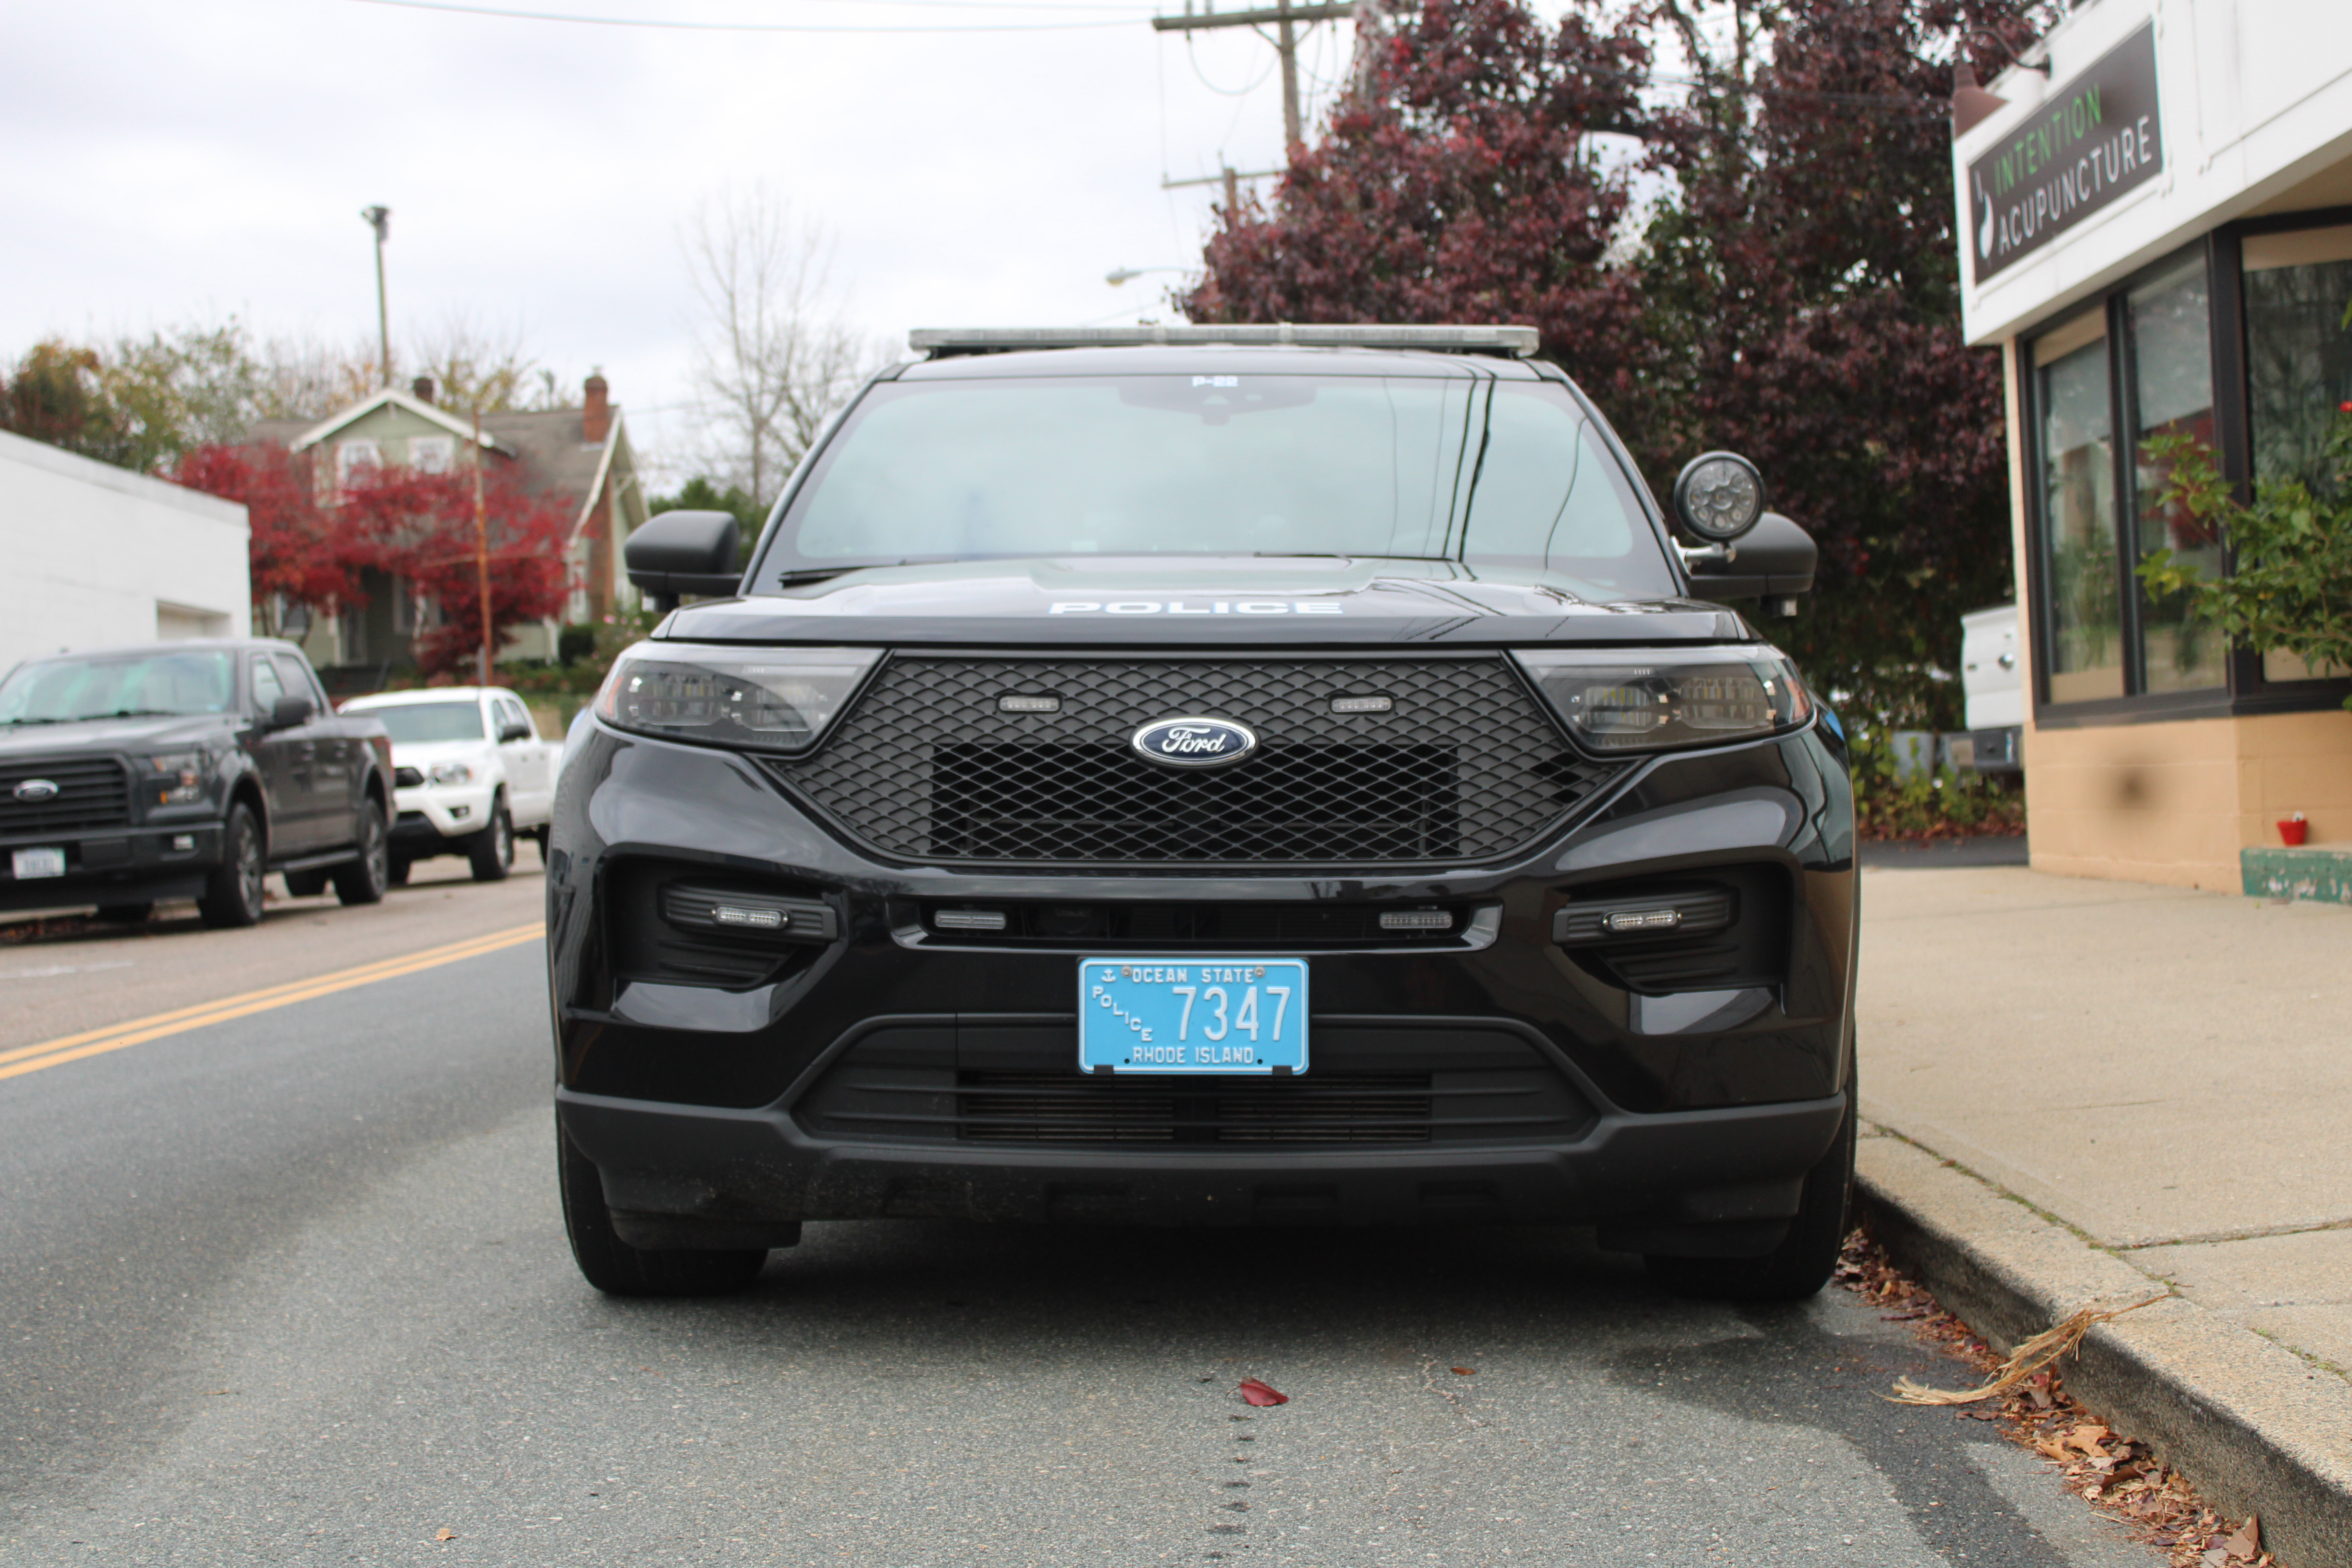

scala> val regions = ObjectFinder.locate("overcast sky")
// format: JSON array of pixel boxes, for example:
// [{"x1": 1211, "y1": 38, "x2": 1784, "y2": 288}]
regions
[{"x1": 0, "y1": 0, "x2": 1428, "y2": 484}]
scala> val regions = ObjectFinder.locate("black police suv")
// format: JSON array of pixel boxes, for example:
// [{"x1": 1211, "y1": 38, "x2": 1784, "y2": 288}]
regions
[
  {"x1": 549, "y1": 324, "x2": 1855, "y2": 1302},
  {"x1": 0, "y1": 639, "x2": 394, "y2": 927}
]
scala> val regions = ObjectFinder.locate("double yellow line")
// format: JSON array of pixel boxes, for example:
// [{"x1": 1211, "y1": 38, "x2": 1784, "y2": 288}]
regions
[{"x1": 0, "y1": 922, "x2": 544, "y2": 1084}]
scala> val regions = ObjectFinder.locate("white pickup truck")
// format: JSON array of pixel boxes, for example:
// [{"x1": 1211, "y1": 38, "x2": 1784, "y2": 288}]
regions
[{"x1": 338, "y1": 686, "x2": 558, "y2": 883}]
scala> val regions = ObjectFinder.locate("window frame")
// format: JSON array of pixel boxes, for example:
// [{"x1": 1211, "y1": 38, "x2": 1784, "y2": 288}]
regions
[{"x1": 2022, "y1": 217, "x2": 2352, "y2": 729}]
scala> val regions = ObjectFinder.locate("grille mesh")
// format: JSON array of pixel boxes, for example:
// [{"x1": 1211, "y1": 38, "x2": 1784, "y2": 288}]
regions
[
  {"x1": 769, "y1": 656, "x2": 1618, "y2": 866},
  {"x1": 0, "y1": 756, "x2": 132, "y2": 837}
]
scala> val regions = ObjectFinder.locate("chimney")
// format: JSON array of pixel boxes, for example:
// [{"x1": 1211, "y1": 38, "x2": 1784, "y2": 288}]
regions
[
  {"x1": 583, "y1": 370, "x2": 611, "y2": 444},
  {"x1": 411, "y1": 374, "x2": 437, "y2": 405}
]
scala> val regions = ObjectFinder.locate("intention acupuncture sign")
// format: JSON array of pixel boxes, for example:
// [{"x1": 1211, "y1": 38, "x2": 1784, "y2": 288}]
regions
[{"x1": 1967, "y1": 24, "x2": 2163, "y2": 282}]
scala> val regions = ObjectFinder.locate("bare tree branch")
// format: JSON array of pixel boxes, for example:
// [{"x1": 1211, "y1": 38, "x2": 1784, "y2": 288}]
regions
[{"x1": 679, "y1": 184, "x2": 881, "y2": 505}]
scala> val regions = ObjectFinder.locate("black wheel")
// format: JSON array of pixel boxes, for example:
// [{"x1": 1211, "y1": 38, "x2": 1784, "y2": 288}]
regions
[
  {"x1": 282, "y1": 869, "x2": 328, "y2": 897},
  {"x1": 1646, "y1": 1071, "x2": 1857, "y2": 1303},
  {"x1": 93, "y1": 902, "x2": 153, "y2": 924},
  {"x1": 332, "y1": 800, "x2": 390, "y2": 906},
  {"x1": 197, "y1": 804, "x2": 267, "y2": 929},
  {"x1": 387, "y1": 853, "x2": 412, "y2": 887},
  {"x1": 467, "y1": 797, "x2": 514, "y2": 882},
  {"x1": 557, "y1": 1125, "x2": 766, "y2": 1297}
]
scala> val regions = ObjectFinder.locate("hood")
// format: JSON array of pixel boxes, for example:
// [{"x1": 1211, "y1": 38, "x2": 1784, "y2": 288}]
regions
[
  {"x1": 662, "y1": 556, "x2": 1751, "y2": 648},
  {"x1": 0, "y1": 711, "x2": 238, "y2": 760},
  {"x1": 384, "y1": 737, "x2": 495, "y2": 770}
]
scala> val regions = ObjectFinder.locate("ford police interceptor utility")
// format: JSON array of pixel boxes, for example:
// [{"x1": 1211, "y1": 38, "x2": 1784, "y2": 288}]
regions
[{"x1": 548, "y1": 323, "x2": 1851, "y2": 1301}]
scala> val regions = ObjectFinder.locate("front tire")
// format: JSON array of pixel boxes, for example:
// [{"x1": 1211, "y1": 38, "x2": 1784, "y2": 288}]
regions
[
  {"x1": 557, "y1": 1125, "x2": 767, "y2": 1297},
  {"x1": 1646, "y1": 1073, "x2": 1857, "y2": 1303},
  {"x1": 332, "y1": 800, "x2": 390, "y2": 906},
  {"x1": 197, "y1": 804, "x2": 267, "y2": 929},
  {"x1": 467, "y1": 797, "x2": 514, "y2": 882}
]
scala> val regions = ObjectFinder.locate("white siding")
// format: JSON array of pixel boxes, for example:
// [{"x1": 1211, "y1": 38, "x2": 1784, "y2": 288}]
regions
[{"x1": 0, "y1": 428, "x2": 252, "y2": 675}]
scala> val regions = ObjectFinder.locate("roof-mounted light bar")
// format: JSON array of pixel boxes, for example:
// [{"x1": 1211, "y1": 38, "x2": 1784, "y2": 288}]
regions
[{"x1": 907, "y1": 323, "x2": 1541, "y2": 359}]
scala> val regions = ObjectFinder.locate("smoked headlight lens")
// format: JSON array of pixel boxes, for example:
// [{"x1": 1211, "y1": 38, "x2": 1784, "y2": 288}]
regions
[
  {"x1": 596, "y1": 643, "x2": 882, "y2": 753},
  {"x1": 1514, "y1": 648, "x2": 1813, "y2": 753}
]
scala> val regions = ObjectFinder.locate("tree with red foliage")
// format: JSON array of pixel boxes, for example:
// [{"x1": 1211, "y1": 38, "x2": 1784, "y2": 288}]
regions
[
  {"x1": 171, "y1": 442, "x2": 364, "y2": 637},
  {"x1": 1184, "y1": 0, "x2": 2057, "y2": 727},
  {"x1": 334, "y1": 463, "x2": 570, "y2": 678},
  {"x1": 1183, "y1": 0, "x2": 1657, "y2": 405}
]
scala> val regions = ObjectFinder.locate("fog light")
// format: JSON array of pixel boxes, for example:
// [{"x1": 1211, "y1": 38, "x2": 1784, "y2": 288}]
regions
[
  {"x1": 714, "y1": 905, "x2": 788, "y2": 930},
  {"x1": 171, "y1": 834, "x2": 195, "y2": 851},
  {"x1": 1604, "y1": 909, "x2": 1683, "y2": 934},
  {"x1": 1378, "y1": 909, "x2": 1450, "y2": 931},
  {"x1": 449, "y1": 804, "x2": 471, "y2": 821},
  {"x1": 936, "y1": 909, "x2": 1007, "y2": 932}
]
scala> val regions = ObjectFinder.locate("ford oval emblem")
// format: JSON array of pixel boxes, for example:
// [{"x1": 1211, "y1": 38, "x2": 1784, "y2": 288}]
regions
[
  {"x1": 13, "y1": 778, "x2": 60, "y2": 803},
  {"x1": 1130, "y1": 716, "x2": 1258, "y2": 769}
]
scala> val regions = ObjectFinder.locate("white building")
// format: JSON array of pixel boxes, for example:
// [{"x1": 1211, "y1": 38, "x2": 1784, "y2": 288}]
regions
[
  {"x1": 0, "y1": 427, "x2": 251, "y2": 674},
  {"x1": 1951, "y1": 0, "x2": 2352, "y2": 889}
]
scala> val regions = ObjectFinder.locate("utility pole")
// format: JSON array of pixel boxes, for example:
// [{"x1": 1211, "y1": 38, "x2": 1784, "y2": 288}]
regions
[
  {"x1": 472, "y1": 408, "x2": 492, "y2": 686},
  {"x1": 1151, "y1": 0, "x2": 1354, "y2": 150},
  {"x1": 1161, "y1": 164, "x2": 1283, "y2": 214},
  {"x1": 361, "y1": 206, "x2": 392, "y2": 388}
]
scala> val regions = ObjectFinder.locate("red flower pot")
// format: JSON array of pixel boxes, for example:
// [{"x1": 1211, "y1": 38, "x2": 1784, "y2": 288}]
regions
[{"x1": 2278, "y1": 818, "x2": 2309, "y2": 847}]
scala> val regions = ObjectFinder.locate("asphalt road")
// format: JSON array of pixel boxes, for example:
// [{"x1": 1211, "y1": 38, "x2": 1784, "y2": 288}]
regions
[{"x1": 0, "y1": 889, "x2": 2164, "y2": 1566}]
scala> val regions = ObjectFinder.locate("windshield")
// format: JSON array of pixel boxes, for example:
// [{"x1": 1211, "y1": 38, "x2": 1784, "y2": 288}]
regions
[
  {"x1": 355, "y1": 701, "x2": 485, "y2": 744},
  {"x1": 0, "y1": 650, "x2": 236, "y2": 725},
  {"x1": 762, "y1": 374, "x2": 1678, "y2": 598}
]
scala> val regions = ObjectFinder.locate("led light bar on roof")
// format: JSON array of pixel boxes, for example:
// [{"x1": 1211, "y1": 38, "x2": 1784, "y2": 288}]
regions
[{"x1": 907, "y1": 323, "x2": 1541, "y2": 359}]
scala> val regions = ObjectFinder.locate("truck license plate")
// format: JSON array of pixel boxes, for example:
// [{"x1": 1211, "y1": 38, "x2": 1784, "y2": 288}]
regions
[
  {"x1": 1078, "y1": 958, "x2": 1308, "y2": 1076},
  {"x1": 12, "y1": 847, "x2": 66, "y2": 880}
]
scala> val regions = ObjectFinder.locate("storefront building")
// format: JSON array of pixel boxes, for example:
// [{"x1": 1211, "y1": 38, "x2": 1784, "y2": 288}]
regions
[{"x1": 1955, "y1": 0, "x2": 2352, "y2": 891}]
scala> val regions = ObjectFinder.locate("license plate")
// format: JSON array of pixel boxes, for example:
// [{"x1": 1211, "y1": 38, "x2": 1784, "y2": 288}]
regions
[
  {"x1": 12, "y1": 847, "x2": 66, "y2": 880},
  {"x1": 1078, "y1": 957, "x2": 1308, "y2": 1076}
]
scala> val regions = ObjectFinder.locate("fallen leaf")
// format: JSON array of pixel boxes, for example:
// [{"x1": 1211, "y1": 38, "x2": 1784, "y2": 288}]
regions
[
  {"x1": 1450, "y1": 1367, "x2": 1476, "y2": 1376},
  {"x1": 1238, "y1": 1378, "x2": 1288, "y2": 1407},
  {"x1": 2034, "y1": 1439, "x2": 2070, "y2": 1463},
  {"x1": 434, "y1": 1529, "x2": 457, "y2": 1541},
  {"x1": 2225, "y1": 1516, "x2": 2261, "y2": 1560},
  {"x1": 2066, "y1": 1424, "x2": 2110, "y2": 1455}
]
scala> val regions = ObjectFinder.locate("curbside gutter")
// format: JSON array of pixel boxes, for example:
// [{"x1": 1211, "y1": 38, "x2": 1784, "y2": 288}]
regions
[{"x1": 1854, "y1": 1131, "x2": 2352, "y2": 1568}]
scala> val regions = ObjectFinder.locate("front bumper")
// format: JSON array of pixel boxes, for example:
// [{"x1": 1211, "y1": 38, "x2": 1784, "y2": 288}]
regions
[
  {"x1": 0, "y1": 822, "x2": 223, "y2": 912},
  {"x1": 391, "y1": 783, "x2": 494, "y2": 846},
  {"x1": 547, "y1": 712, "x2": 1857, "y2": 1241}
]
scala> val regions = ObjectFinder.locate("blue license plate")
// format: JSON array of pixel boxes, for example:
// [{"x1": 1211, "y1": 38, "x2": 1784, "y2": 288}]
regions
[{"x1": 1078, "y1": 957, "x2": 1309, "y2": 1076}]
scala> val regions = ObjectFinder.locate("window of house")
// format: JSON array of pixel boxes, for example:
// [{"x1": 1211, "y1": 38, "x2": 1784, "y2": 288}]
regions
[
  {"x1": 2034, "y1": 310, "x2": 2124, "y2": 703},
  {"x1": 336, "y1": 439, "x2": 381, "y2": 490},
  {"x1": 2124, "y1": 251, "x2": 2227, "y2": 693},
  {"x1": 410, "y1": 436, "x2": 454, "y2": 474},
  {"x1": 2242, "y1": 223, "x2": 2352, "y2": 683}
]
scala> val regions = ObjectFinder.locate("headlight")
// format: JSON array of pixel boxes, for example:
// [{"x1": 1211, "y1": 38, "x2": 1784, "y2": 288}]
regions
[
  {"x1": 1514, "y1": 648, "x2": 1813, "y2": 754},
  {"x1": 427, "y1": 761, "x2": 475, "y2": 786},
  {"x1": 144, "y1": 749, "x2": 211, "y2": 806},
  {"x1": 596, "y1": 643, "x2": 882, "y2": 753}
]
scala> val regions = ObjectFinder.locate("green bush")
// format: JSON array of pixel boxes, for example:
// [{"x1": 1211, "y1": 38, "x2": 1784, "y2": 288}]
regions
[{"x1": 1847, "y1": 729, "x2": 2026, "y2": 842}]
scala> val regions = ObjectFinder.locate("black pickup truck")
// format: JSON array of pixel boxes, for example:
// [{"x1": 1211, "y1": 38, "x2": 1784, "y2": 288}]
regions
[{"x1": 0, "y1": 639, "x2": 394, "y2": 927}]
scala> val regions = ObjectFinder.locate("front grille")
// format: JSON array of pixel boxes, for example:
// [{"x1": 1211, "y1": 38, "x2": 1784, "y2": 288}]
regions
[
  {"x1": 960, "y1": 1071, "x2": 1433, "y2": 1143},
  {"x1": 770, "y1": 656, "x2": 1619, "y2": 866},
  {"x1": 793, "y1": 1022, "x2": 1598, "y2": 1148},
  {"x1": 0, "y1": 757, "x2": 132, "y2": 837}
]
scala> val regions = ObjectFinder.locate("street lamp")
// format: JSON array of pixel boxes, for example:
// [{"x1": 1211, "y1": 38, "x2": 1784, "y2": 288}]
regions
[{"x1": 361, "y1": 205, "x2": 391, "y2": 388}]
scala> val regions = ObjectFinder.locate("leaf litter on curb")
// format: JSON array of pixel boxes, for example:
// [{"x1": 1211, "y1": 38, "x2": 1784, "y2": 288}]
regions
[
  {"x1": 1238, "y1": 1378, "x2": 1288, "y2": 1407},
  {"x1": 1837, "y1": 1229, "x2": 2280, "y2": 1568}
]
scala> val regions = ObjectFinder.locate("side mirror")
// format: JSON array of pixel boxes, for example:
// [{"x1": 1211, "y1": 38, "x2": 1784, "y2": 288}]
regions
[
  {"x1": 270, "y1": 693, "x2": 316, "y2": 728},
  {"x1": 1682, "y1": 512, "x2": 1818, "y2": 614},
  {"x1": 625, "y1": 510, "x2": 742, "y2": 612},
  {"x1": 498, "y1": 720, "x2": 533, "y2": 744},
  {"x1": 1671, "y1": 452, "x2": 1766, "y2": 543}
]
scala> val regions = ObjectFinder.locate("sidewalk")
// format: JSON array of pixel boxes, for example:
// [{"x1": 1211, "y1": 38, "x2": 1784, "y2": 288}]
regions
[{"x1": 1853, "y1": 865, "x2": 2352, "y2": 1566}]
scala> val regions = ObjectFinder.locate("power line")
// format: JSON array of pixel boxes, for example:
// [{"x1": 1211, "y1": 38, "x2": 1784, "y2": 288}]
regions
[
  {"x1": 350, "y1": 0, "x2": 1148, "y2": 33},
  {"x1": 1152, "y1": 0, "x2": 1355, "y2": 147}
]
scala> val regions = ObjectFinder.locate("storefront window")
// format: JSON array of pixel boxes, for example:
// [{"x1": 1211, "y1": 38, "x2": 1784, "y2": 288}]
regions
[
  {"x1": 2126, "y1": 253, "x2": 2226, "y2": 693},
  {"x1": 2036, "y1": 314, "x2": 2124, "y2": 702},
  {"x1": 2244, "y1": 225, "x2": 2352, "y2": 684}
]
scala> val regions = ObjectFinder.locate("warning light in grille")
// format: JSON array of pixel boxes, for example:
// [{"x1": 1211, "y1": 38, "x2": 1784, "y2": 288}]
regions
[
  {"x1": 1331, "y1": 695, "x2": 1394, "y2": 714},
  {"x1": 1378, "y1": 909, "x2": 1452, "y2": 931},
  {"x1": 998, "y1": 695, "x2": 1061, "y2": 713},
  {"x1": 1602, "y1": 908, "x2": 1684, "y2": 934},
  {"x1": 714, "y1": 905, "x2": 788, "y2": 930},
  {"x1": 936, "y1": 908, "x2": 1009, "y2": 932}
]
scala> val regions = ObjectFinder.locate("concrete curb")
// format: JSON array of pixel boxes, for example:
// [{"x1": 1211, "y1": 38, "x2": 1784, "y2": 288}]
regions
[{"x1": 1854, "y1": 1131, "x2": 2352, "y2": 1568}]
